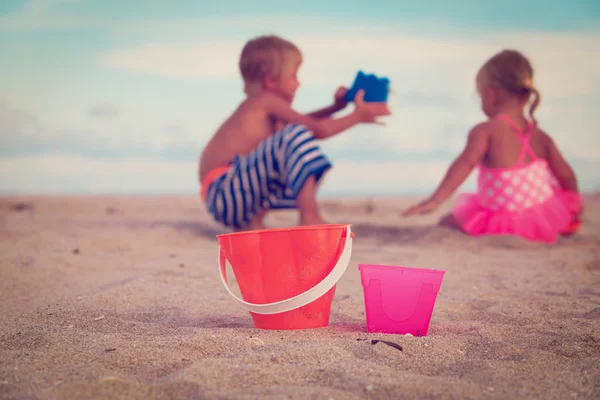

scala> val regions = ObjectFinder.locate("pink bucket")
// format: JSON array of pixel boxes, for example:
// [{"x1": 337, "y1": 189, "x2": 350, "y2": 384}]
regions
[{"x1": 358, "y1": 264, "x2": 445, "y2": 336}]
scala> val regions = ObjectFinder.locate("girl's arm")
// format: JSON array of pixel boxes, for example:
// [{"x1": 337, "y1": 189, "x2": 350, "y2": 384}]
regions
[
  {"x1": 543, "y1": 131, "x2": 579, "y2": 193},
  {"x1": 402, "y1": 124, "x2": 489, "y2": 216}
]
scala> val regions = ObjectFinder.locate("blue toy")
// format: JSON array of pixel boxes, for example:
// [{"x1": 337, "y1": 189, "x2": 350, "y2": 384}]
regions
[{"x1": 344, "y1": 70, "x2": 390, "y2": 103}]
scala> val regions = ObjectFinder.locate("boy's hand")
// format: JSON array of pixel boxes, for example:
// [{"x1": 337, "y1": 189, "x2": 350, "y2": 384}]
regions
[
  {"x1": 334, "y1": 86, "x2": 349, "y2": 108},
  {"x1": 354, "y1": 90, "x2": 391, "y2": 124},
  {"x1": 401, "y1": 198, "x2": 439, "y2": 217}
]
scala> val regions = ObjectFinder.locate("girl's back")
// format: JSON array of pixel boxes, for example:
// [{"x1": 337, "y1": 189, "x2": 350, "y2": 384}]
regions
[
  {"x1": 481, "y1": 114, "x2": 577, "y2": 194},
  {"x1": 483, "y1": 116, "x2": 547, "y2": 169}
]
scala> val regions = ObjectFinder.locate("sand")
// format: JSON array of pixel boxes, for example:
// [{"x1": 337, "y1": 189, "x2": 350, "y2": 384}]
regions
[{"x1": 1, "y1": 194, "x2": 599, "y2": 400}]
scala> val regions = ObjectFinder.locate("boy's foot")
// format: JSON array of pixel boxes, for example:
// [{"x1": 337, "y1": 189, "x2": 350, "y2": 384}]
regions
[
  {"x1": 299, "y1": 214, "x2": 327, "y2": 226},
  {"x1": 247, "y1": 220, "x2": 266, "y2": 230},
  {"x1": 234, "y1": 225, "x2": 263, "y2": 233},
  {"x1": 234, "y1": 211, "x2": 267, "y2": 232},
  {"x1": 234, "y1": 221, "x2": 265, "y2": 232}
]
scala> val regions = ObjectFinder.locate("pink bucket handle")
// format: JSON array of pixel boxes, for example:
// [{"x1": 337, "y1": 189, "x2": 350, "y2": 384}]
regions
[{"x1": 218, "y1": 225, "x2": 353, "y2": 315}]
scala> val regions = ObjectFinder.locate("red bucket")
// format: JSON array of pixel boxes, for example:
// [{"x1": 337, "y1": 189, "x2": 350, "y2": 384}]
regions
[{"x1": 217, "y1": 224, "x2": 353, "y2": 330}]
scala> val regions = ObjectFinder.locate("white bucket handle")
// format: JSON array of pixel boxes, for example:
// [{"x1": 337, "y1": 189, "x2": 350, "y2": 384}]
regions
[{"x1": 218, "y1": 225, "x2": 353, "y2": 315}]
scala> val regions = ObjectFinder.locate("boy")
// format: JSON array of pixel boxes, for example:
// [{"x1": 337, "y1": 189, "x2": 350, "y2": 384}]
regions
[{"x1": 198, "y1": 35, "x2": 390, "y2": 231}]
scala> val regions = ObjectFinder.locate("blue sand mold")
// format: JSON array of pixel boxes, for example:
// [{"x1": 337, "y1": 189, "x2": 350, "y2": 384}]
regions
[{"x1": 344, "y1": 71, "x2": 390, "y2": 103}]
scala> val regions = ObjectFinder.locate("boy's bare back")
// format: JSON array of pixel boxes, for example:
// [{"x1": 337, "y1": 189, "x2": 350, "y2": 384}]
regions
[{"x1": 199, "y1": 94, "x2": 273, "y2": 181}]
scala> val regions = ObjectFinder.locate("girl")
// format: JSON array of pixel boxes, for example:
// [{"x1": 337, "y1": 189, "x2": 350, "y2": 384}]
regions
[{"x1": 402, "y1": 49, "x2": 582, "y2": 243}]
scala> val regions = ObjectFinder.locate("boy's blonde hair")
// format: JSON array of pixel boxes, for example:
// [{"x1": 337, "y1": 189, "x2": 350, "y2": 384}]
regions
[
  {"x1": 239, "y1": 35, "x2": 302, "y2": 87},
  {"x1": 476, "y1": 49, "x2": 541, "y2": 125}
]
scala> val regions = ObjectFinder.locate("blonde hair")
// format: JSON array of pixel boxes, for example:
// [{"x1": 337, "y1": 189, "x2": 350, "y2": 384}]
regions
[
  {"x1": 476, "y1": 49, "x2": 541, "y2": 125},
  {"x1": 239, "y1": 35, "x2": 302, "y2": 87}
]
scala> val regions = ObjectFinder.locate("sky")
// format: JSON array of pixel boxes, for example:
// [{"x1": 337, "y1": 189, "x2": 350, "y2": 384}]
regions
[{"x1": 0, "y1": 0, "x2": 599, "y2": 197}]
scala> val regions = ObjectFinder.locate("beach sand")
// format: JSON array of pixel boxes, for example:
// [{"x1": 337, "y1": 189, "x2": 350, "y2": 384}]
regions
[{"x1": 1, "y1": 194, "x2": 599, "y2": 400}]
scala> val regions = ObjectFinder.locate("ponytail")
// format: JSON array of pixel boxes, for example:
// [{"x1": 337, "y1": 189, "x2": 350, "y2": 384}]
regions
[
  {"x1": 522, "y1": 78, "x2": 540, "y2": 127},
  {"x1": 528, "y1": 87, "x2": 541, "y2": 127}
]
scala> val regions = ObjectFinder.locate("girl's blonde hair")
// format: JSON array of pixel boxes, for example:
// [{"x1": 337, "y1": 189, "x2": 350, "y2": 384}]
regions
[
  {"x1": 239, "y1": 35, "x2": 302, "y2": 87},
  {"x1": 476, "y1": 49, "x2": 541, "y2": 125}
]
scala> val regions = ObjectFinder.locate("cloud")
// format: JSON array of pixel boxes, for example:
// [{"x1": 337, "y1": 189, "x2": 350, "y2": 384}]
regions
[
  {"x1": 0, "y1": 98, "x2": 208, "y2": 161},
  {"x1": 104, "y1": 43, "x2": 239, "y2": 80},
  {"x1": 0, "y1": 99, "x2": 41, "y2": 140},
  {"x1": 163, "y1": 124, "x2": 183, "y2": 134},
  {"x1": 320, "y1": 123, "x2": 462, "y2": 163},
  {"x1": 88, "y1": 102, "x2": 119, "y2": 119},
  {"x1": 0, "y1": 10, "x2": 495, "y2": 35},
  {"x1": 398, "y1": 92, "x2": 459, "y2": 108},
  {"x1": 0, "y1": 0, "x2": 87, "y2": 31},
  {"x1": 0, "y1": 126, "x2": 202, "y2": 161},
  {"x1": 102, "y1": 31, "x2": 600, "y2": 99},
  {"x1": 21, "y1": 0, "x2": 81, "y2": 16},
  {"x1": 0, "y1": 98, "x2": 201, "y2": 160}
]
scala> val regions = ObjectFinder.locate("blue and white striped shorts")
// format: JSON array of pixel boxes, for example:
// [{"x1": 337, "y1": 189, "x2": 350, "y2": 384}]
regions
[{"x1": 204, "y1": 124, "x2": 333, "y2": 229}]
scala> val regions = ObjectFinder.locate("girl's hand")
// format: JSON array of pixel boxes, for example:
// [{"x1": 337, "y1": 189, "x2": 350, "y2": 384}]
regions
[
  {"x1": 334, "y1": 86, "x2": 349, "y2": 108},
  {"x1": 401, "y1": 198, "x2": 439, "y2": 217},
  {"x1": 354, "y1": 90, "x2": 391, "y2": 124}
]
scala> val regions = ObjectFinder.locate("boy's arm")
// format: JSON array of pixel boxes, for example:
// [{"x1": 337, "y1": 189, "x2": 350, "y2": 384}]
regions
[
  {"x1": 543, "y1": 131, "x2": 579, "y2": 192},
  {"x1": 306, "y1": 103, "x2": 346, "y2": 119},
  {"x1": 306, "y1": 87, "x2": 349, "y2": 119},
  {"x1": 263, "y1": 91, "x2": 388, "y2": 139},
  {"x1": 402, "y1": 124, "x2": 489, "y2": 216}
]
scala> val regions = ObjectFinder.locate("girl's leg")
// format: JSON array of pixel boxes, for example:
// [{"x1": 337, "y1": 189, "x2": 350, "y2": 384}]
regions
[{"x1": 438, "y1": 212, "x2": 461, "y2": 230}]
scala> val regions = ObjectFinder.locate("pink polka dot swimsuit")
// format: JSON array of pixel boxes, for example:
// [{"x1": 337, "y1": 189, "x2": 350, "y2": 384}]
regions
[{"x1": 453, "y1": 114, "x2": 582, "y2": 243}]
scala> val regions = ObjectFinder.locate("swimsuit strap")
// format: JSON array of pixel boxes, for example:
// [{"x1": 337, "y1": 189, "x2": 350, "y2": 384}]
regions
[{"x1": 496, "y1": 113, "x2": 537, "y2": 167}]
